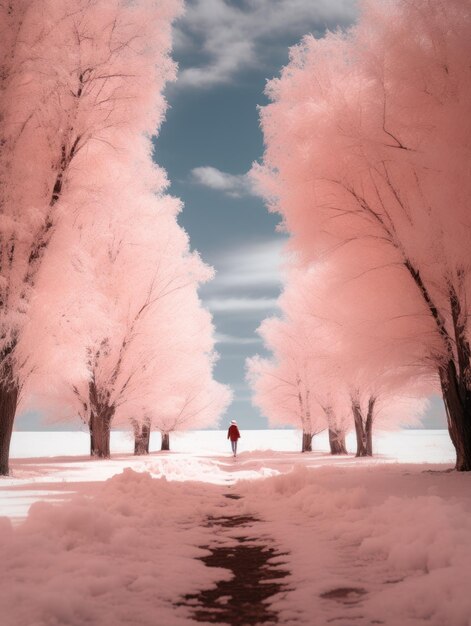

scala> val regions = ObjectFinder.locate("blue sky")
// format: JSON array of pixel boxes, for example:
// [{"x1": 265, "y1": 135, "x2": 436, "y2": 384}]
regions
[
  {"x1": 157, "y1": 0, "x2": 446, "y2": 430},
  {"x1": 18, "y1": 0, "x2": 447, "y2": 430},
  {"x1": 156, "y1": 0, "x2": 356, "y2": 430}
]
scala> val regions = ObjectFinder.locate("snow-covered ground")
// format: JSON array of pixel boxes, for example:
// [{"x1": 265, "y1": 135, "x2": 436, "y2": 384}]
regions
[{"x1": 1, "y1": 429, "x2": 468, "y2": 626}]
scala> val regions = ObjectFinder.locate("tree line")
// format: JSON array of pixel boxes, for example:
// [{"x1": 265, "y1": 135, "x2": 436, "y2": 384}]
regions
[
  {"x1": 248, "y1": 0, "x2": 471, "y2": 469},
  {"x1": 0, "y1": 0, "x2": 231, "y2": 475}
]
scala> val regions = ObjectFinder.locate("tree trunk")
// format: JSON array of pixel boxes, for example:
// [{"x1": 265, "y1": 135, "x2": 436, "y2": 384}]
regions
[
  {"x1": 403, "y1": 261, "x2": 471, "y2": 471},
  {"x1": 440, "y1": 361, "x2": 471, "y2": 471},
  {"x1": 133, "y1": 419, "x2": 151, "y2": 455},
  {"x1": 302, "y1": 431, "x2": 312, "y2": 452},
  {"x1": 365, "y1": 419, "x2": 373, "y2": 456},
  {"x1": 352, "y1": 401, "x2": 368, "y2": 457},
  {"x1": 0, "y1": 374, "x2": 19, "y2": 476},
  {"x1": 365, "y1": 396, "x2": 375, "y2": 457},
  {"x1": 89, "y1": 413, "x2": 96, "y2": 457},
  {"x1": 328, "y1": 428, "x2": 347, "y2": 455},
  {"x1": 161, "y1": 432, "x2": 170, "y2": 451},
  {"x1": 89, "y1": 406, "x2": 114, "y2": 458}
]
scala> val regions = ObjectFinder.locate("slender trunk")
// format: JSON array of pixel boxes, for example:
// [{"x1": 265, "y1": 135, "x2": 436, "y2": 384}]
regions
[
  {"x1": 365, "y1": 419, "x2": 373, "y2": 456},
  {"x1": 328, "y1": 428, "x2": 347, "y2": 455},
  {"x1": 89, "y1": 413, "x2": 96, "y2": 456},
  {"x1": 352, "y1": 400, "x2": 368, "y2": 457},
  {"x1": 133, "y1": 418, "x2": 151, "y2": 455},
  {"x1": 440, "y1": 361, "x2": 471, "y2": 471},
  {"x1": 0, "y1": 372, "x2": 19, "y2": 476},
  {"x1": 161, "y1": 432, "x2": 170, "y2": 451},
  {"x1": 365, "y1": 396, "x2": 375, "y2": 457},
  {"x1": 302, "y1": 431, "x2": 312, "y2": 452},
  {"x1": 89, "y1": 405, "x2": 114, "y2": 458}
]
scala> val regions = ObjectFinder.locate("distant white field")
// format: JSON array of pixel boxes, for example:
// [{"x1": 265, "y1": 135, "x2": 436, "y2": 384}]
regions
[{"x1": 9, "y1": 428, "x2": 454, "y2": 463}]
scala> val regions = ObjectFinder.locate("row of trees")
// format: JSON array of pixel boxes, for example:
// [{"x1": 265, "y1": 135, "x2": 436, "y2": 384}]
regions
[
  {"x1": 247, "y1": 263, "x2": 429, "y2": 454},
  {"x1": 0, "y1": 0, "x2": 230, "y2": 474},
  {"x1": 248, "y1": 0, "x2": 471, "y2": 468}
]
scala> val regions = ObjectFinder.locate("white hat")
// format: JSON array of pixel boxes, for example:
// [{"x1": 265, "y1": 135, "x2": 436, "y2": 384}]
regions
[{"x1": 231, "y1": 420, "x2": 237, "y2": 424}]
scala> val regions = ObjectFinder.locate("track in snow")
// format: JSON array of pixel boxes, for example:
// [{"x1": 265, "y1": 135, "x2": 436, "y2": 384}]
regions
[{"x1": 180, "y1": 494, "x2": 290, "y2": 625}]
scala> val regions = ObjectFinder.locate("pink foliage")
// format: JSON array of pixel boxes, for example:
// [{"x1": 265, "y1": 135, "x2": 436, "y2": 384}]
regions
[
  {"x1": 25, "y1": 111, "x2": 231, "y2": 441},
  {"x1": 1, "y1": 0, "x2": 231, "y2": 461},
  {"x1": 252, "y1": 0, "x2": 471, "y2": 464},
  {"x1": 0, "y1": 0, "x2": 181, "y2": 387},
  {"x1": 247, "y1": 261, "x2": 429, "y2": 443}
]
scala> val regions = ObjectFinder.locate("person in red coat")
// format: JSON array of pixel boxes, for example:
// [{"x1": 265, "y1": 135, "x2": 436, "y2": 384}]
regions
[{"x1": 227, "y1": 420, "x2": 241, "y2": 457}]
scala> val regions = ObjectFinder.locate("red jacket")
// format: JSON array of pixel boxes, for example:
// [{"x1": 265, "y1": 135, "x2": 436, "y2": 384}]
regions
[{"x1": 227, "y1": 424, "x2": 241, "y2": 441}]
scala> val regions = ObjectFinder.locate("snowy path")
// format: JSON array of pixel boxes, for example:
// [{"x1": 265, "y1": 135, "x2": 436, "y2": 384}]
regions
[{"x1": 179, "y1": 491, "x2": 290, "y2": 625}]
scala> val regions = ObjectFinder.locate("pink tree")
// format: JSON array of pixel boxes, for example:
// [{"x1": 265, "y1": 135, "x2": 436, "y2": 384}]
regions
[
  {"x1": 254, "y1": 0, "x2": 471, "y2": 469},
  {"x1": 68, "y1": 180, "x2": 219, "y2": 457},
  {"x1": 247, "y1": 313, "x2": 327, "y2": 453},
  {"x1": 247, "y1": 354, "x2": 325, "y2": 453},
  {"x1": 0, "y1": 0, "x2": 181, "y2": 473}
]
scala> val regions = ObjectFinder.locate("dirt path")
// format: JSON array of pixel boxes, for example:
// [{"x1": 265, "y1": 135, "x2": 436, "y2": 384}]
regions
[{"x1": 179, "y1": 493, "x2": 290, "y2": 625}]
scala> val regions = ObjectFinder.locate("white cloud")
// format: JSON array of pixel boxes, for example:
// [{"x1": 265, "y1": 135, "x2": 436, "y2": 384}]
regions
[
  {"x1": 200, "y1": 240, "x2": 288, "y2": 314},
  {"x1": 215, "y1": 332, "x2": 262, "y2": 345},
  {"x1": 174, "y1": 0, "x2": 357, "y2": 89},
  {"x1": 191, "y1": 166, "x2": 256, "y2": 197},
  {"x1": 179, "y1": 40, "x2": 254, "y2": 89},
  {"x1": 206, "y1": 297, "x2": 279, "y2": 312},
  {"x1": 214, "y1": 239, "x2": 286, "y2": 289}
]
